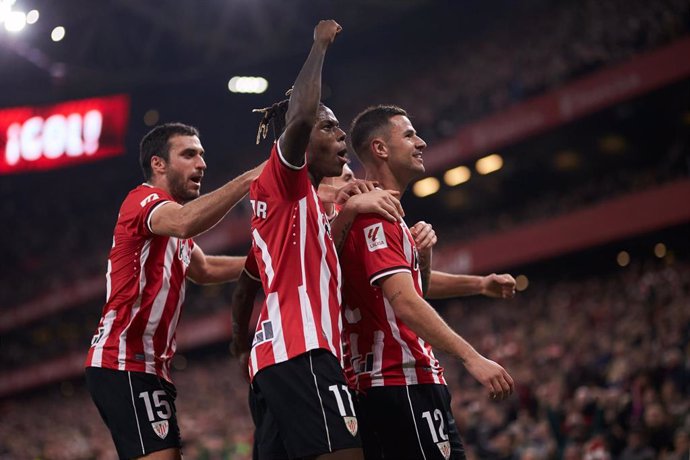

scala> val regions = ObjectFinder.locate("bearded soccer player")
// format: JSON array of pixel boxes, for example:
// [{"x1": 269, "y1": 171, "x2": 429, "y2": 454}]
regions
[
  {"x1": 85, "y1": 122, "x2": 264, "y2": 460},
  {"x1": 341, "y1": 106, "x2": 515, "y2": 460}
]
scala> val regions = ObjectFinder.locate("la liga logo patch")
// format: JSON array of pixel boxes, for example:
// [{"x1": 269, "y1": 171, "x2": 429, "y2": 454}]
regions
[{"x1": 364, "y1": 223, "x2": 387, "y2": 252}]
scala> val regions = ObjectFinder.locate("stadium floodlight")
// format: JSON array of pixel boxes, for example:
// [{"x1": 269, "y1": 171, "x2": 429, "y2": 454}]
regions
[
  {"x1": 26, "y1": 9, "x2": 38, "y2": 24},
  {"x1": 0, "y1": 0, "x2": 16, "y2": 24},
  {"x1": 475, "y1": 153, "x2": 503, "y2": 175},
  {"x1": 4, "y1": 10, "x2": 25, "y2": 32},
  {"x1": 443, "y1": 166, "x2": 471, "y2": 186},
  {"x1": 412, "y1": 177, "x2": 440, "y2": 198},
  {"x1": 228, "y1": 76, "x2": 268, "y2": 94},
  {"x1": 51, "y1": 26, "x2": 65, "y2": 42}
]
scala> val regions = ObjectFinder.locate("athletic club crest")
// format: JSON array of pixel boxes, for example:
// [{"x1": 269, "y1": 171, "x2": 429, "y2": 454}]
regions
[
  {"x1": 152, "y1": 420, "x2": 169, "y2": 439},
  {"x1": 343, "y1": 416, "x2": 358, "y2": 437},
  {"x1": 436, "y1": 440, "x2": 451, "y2": 459},
  {"x1": 178, "y1": 239, "x2": 192, "y2": 266}
]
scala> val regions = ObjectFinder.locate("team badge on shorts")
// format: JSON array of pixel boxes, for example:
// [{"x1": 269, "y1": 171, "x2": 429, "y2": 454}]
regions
[
  {"x1": 152, "y1": 420, "x2": 169, "y2": 439},
  {"x1": 436, "y1": 440, "x2": 451, "y2": 459},
  {"x1": 343, "y1": 416, "x2": 358, "y2": 436}
]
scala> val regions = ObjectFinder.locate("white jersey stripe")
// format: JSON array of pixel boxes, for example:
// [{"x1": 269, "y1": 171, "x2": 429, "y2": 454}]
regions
[
  {"x1": 119, "y1": 239, "x2": 151, "y2": 370},
  {"x1": 383, "y1": 297, "x2": 418, "y2": 385},
  {"x1": 370, "y1": 330, "x2": 385, "y2": 387},
  {"x1": 161, "y1": 281, "x2": 185, "y2": 381},
  {"x1": 417, "y1": 337, "x2": 441, "y2": 384},
  {"x1": 253, "y1": 229, "x2": 275, "y2": 288},
  {"x1": 143, "y1": 237, "x2": 176, "y2": 374},
  {"x1": 299, "y1": 197, "x2": 319, "y2": 350},
  {"x1": 105, "y1": 237, "x2": 114, "y2": 301},
  {"x1": 250, "y1": 346, "x2": 258, "y2": 378},
  {"x1": 90, "y1": 309, "x2": 117, "y2": 367},
  {"x1": 401, "y1": 222, "x2": 412, "y2": 264},
  {"x1": 311, "y1": 188, "x2": 336, "y2": 355},
  {"x1": 266, "y1": 292, "x2": 287, "y2": 362}
]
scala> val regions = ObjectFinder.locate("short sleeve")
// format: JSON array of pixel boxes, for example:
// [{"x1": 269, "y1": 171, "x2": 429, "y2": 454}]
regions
[
  {"x1": 253, "y1": 142, "x2": 308, "y2": 202},
  {"x1": 120, "y1": 186, "x2": 173, "y2": 236},
  {"x1": 349, "y1": 215, "x2": 410, "y2": 286}
]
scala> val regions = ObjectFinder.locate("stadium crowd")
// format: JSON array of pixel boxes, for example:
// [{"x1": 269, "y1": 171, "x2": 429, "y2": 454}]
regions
[
  {"x1": 375, "y1": 0, "x2": 690, "y2": 141},
  {"x1": 1, "y1": 257, "x2": 687, "y2": 459}
]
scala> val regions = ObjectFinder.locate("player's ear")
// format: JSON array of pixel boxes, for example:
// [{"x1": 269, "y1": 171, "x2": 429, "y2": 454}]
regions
[
  {"x1": 372, "y1": 138, "x2": 387, "y2": 159},
  {"x1": 151, "y1": 155, "x2": 167, "y2": 174}
]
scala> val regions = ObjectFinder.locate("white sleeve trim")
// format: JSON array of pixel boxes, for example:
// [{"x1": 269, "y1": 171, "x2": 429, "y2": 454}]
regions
[
  {"x1": 146, "y1": 200, "x2": 173, "y2": 233},
  {"x1": 276, "y1": 140, "x2": 306, "y2": 170},
  {"x1": 370, "y1": 268, "x2": 411, "y2": 286},
  {"x1": 243, "y1": 267, "x2": 262, "y2": 282}
]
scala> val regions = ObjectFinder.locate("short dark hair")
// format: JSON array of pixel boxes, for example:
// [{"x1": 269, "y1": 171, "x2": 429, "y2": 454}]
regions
[
  {"x1": 349, "y1": 105, "x2": 407, "y2": 163},
  {"x1": 139, "y1": 122, "x2": 199, "y2": 180}
]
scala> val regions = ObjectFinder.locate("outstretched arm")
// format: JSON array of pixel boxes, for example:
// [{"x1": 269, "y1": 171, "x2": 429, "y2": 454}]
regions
[
  {"x1": 186, "y1": 246, "x2": 246, "y2": 285},
  {"x1": 279, "y1": 20, "x2": 342, "y2": 167},
  {"x1": 408, "y1": 222, "x2": 516, "y2": 300},
  {"x1": 150, "y1": 162, "x2": 264, "y2": 239},
  {"x1": 380, "y1": 272, "x2": 514, "y2": 400},
  {"x1": 426, "y1": 272, "x2": 516, "y2": 300}
]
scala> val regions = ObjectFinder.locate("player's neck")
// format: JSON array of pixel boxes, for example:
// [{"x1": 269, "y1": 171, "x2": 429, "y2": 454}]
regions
[
  {"x1": 365, "y1": 167, "x2": 406, "y2": 197},
  {"x1": 308, "y1": 171, "x2": 322, "y2": 188}
]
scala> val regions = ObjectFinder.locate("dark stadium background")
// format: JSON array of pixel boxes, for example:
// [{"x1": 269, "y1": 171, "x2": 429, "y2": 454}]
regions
[{"x1": 1, "y1": 1, "x2": 688, "y2": 458}]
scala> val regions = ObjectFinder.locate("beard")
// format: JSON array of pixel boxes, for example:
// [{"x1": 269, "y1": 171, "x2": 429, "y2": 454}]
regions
[{"x1": 167, "y1": 168, "x2": 199, "y2": 203}]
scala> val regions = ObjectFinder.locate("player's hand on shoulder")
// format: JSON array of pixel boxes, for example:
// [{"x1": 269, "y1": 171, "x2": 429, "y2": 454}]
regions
[
  {"x1": 345, "y1": 188, "x2": 404, "y2": 223},
  {"x1": 480, "y1": 273, "x2": 517, "y2": 299},
  {"x1": 410, "y1": 221, "x2": 437, "y2": 251},
  {"x1": 314, "y1": 20, "x2": 342, "y2": 44},
  {"x1": 334, "y1": 179, "x2": 377, "y2": 205}
]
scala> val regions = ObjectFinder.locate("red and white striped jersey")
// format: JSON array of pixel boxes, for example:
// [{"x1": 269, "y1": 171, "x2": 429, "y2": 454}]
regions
[
  {"x1": 85, "y1": 184, "x2": 194, "y2": 383},
  {"x1": 247, "y1": 142, "x2": 343, "y2": 380},
  {"x1": 340, "y1": 214, "x2": 445, "y2": 391}
]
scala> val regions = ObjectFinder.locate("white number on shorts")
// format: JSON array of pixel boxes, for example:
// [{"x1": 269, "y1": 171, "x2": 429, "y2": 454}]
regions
[
  {"x1": 138, "y1": 390, "x2": 172, "y2": 422},
  {"x1": 328, "y1": 384, "x2": 356, "y2": 417},
  {"x1": 422, "y1": 409, "x2": 448, "y2": 443}
]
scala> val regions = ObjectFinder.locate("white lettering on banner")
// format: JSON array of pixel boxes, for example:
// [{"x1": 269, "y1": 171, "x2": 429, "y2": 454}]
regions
[{"x1": 4, "y1": 110, "x2": 103, "y2": 166}]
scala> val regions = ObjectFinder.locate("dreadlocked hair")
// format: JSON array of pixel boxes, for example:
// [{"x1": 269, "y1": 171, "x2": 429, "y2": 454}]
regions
[{"x1": 252, "y1": 88, "x2": 292, "y2": 145}]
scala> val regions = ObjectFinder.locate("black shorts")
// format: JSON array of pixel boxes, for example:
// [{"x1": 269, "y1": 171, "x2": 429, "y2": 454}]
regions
[
  {"x1": 251, "y1": 349, "x2": 362, "y2": 459},
  {"x1": 85, "y1": 367, "x2": 182, "y2": 459},
  {"x1": 357, "y1": 384, "x2": 465, "y2": 460}
]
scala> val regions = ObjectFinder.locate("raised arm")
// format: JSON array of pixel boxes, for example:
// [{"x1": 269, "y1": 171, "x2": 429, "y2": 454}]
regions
[
  {"x1": 380, "y1": 272, "x2": 514, "y2": 400},
  {"x1": 150, "y1": 162, "x2": 264, "y2": 238},
  {"x1": 279, "y1": 20, "x2": 342, "y2": 167}
]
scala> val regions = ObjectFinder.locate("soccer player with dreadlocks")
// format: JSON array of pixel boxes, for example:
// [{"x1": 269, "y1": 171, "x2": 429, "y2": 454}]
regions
[{"x1": 244, "y1": 20, "x2": 402, "y2": 460}]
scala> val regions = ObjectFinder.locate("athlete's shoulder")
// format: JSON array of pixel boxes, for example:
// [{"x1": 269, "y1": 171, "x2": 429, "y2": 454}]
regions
[
  {"x1": 123, "y1": 184, "x2": 172, "y2": 208},
  {"x1": 351, "y1": 213, "x2": 400, "y2": 234}
]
